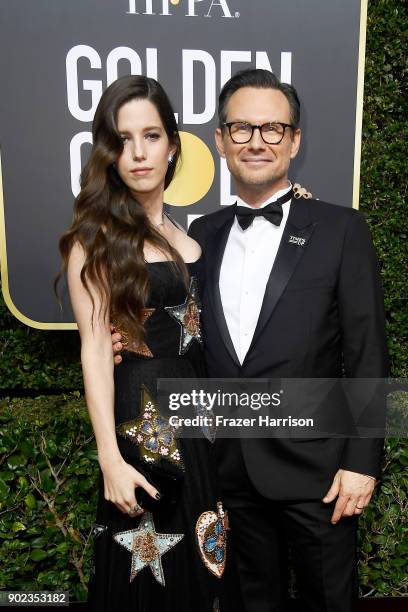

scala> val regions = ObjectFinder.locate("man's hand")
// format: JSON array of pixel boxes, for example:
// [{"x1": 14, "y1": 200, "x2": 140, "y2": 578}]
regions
[
  {"x1": 111, "y1": 324, "x2": 124, "y2": 365},
  {"x1": 323, "y1": 469, "x2": 376, "y2": 525}
]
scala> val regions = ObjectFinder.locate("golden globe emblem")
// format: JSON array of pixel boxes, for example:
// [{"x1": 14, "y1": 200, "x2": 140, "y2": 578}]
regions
[
  {"x1": 164, "y1": 131, "x2": 215, "y2": 207},
  {"x1": 170, "y1": 0, "x2": 180, "y2": 5}
]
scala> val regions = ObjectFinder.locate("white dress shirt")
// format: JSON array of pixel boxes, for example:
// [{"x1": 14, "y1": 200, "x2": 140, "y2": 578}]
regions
[{"x1": 219, "y1": 185, "x2": 292, "y2": 364}]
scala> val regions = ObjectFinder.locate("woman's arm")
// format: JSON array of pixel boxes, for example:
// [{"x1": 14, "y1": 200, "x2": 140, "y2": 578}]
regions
[
  {"x1": 67, "y1": 242, "x2": 158, "y2": 514},
  {"x1": 68, "y1": 243, "x2": 117, "y2": 463}
]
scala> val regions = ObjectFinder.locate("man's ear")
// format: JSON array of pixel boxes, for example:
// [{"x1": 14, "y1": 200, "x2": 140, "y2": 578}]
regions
[
  {"x1": 290, "y1": 128, "x2": 301, "y2": 160},
  {"x1": 215, "y1": 128, "x2": 226, "y2": 158}
]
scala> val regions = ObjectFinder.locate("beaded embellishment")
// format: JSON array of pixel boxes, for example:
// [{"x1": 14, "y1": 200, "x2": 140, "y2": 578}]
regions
[
  {"x1": 112, "y1": 308, "x2": 155, "y2": 358},
  {"x1": 195, "y1": 502, "x2": 228, "y2": 578},
  {"x1": 113, "y1": 511, "x2": 184, "y2": 585},
  {"x1": 165, "y1": 276, "x2": 203, "y2": 355},
  {"x1": 116, "y1": 385, "x2": 184, "y2": 469}
]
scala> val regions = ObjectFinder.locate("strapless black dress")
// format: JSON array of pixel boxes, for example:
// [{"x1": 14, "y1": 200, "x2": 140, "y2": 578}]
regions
[{"x1": 87, "y1": 261, "x2": 222, "y2": 612}]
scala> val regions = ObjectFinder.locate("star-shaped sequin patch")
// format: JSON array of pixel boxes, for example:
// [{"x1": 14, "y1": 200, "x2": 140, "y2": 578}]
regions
[
  {"x1": 113, "y1": 308, "x2": 155, "y2": 358},
  {"x1": 164, "y1": 276, "x2": 203, "y2": 355},
  {"x1": 113, "y1": 511, "x2": 184, "y2": 585}
]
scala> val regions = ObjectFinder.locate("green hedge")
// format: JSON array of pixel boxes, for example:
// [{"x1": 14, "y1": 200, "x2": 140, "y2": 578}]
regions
[
  {"x1": 0, "y1": 0, "x2": 407, "y2": 601},
  {"x1": 0, "y1": 303, "x2": 83, "y2": 391},
  {"x1": 0, "y1": 396, "x2": 96, "y2": 602},
  {"x1": 0, "y1": 396, "x2": 406, "y2": 599},
  {"x1": 360, "y1": 0, "x2": 408, "y2": 376}
]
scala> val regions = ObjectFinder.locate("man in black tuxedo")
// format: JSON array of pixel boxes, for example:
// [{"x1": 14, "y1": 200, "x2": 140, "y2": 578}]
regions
[
  {"x1": 186, "y1": 70, "x2": 388, "y2": 612},
  {"x1": 112, "y1": 69, "x2": 388, "y2": 611}
]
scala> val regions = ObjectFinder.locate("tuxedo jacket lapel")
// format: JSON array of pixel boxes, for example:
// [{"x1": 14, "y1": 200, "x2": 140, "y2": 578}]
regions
[
  {"x1": 206, "y1": 205, "x2": 241, "y2": 366},
  {"x1": 245, "y1": 198, "x2": 317, "y2": 359}
]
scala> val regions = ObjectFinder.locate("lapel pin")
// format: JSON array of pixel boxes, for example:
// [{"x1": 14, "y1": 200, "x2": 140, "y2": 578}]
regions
[
  {"x1": 293, "y1": 183, "x2": 313, "y2": 199},
  {"x1": 288, "y1": 235, "x2": 306, "y2": 246}
]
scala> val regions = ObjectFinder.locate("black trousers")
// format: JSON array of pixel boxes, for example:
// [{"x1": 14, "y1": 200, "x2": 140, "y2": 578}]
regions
[{"x1": 216, "y1": 440, "x2": 359, "y2": 612}]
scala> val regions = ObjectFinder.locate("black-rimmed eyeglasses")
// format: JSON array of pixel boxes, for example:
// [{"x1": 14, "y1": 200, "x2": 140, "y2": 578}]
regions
[{"x1": 223, "y1": 121, "x2": 294, "y2": 145}]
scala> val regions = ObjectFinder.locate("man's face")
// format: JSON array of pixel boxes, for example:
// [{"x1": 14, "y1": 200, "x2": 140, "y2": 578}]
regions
[{"x1": 215, "y1": 87, "x2": 301, "y2": 194}]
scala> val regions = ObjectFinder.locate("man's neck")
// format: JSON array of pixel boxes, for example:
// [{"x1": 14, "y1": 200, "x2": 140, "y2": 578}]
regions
[{"x1": 237, "y1": 179, "x2": 291, "y2": 208}]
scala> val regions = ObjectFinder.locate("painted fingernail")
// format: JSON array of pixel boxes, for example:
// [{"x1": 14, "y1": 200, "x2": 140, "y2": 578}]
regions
[{"x1": 155, "y1": 491, "x2": 161, "y2": 500}]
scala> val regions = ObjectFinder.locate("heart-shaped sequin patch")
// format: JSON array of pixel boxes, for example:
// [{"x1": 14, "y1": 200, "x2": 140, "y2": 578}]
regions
[{"x1": 195, "y1": 501, "x2": 228, "y2": 578}]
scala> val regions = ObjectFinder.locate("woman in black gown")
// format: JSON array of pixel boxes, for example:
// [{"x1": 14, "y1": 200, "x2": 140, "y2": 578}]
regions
[{"x1": 57, "y1": 75, "x2": 225, "y2": 611}]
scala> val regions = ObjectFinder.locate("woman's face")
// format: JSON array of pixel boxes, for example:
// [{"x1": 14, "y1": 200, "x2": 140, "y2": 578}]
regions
[{"x1": 116, "y1": 98, "x2": 176, "y2": 200}]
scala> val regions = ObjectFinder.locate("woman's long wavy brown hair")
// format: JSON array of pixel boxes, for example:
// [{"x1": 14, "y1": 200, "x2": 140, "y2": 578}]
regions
[{"x1": 55, "y1": 75, "x2": 186, "y2": 345}]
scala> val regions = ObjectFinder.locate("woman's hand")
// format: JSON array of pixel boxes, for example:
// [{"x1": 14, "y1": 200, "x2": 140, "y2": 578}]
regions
[
  {"x1": 100, "y1": 455, "x2": 160, "y2": 515},
  {"x1": 111, "y1": 324, "x2": 124, "y2": 365}
]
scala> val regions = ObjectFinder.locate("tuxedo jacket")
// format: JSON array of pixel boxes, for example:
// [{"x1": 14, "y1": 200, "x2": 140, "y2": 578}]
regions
[{"x1": 188, "y1": 197, "x2": 389, "y2": 501}]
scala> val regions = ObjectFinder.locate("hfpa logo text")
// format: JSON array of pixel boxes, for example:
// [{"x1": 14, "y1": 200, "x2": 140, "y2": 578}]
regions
[{"x1": 126, "y1": 0, "x2": 239, "y2": 19}]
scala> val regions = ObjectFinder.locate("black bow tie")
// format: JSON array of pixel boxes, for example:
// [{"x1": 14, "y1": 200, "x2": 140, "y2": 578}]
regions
[{"x1": 235, "y1": 188, "x2": 293, "y2": 230}]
